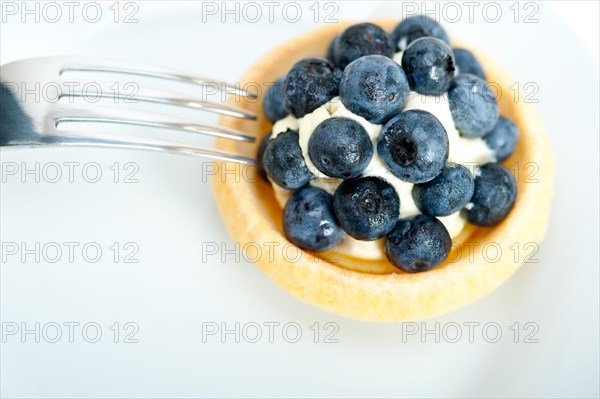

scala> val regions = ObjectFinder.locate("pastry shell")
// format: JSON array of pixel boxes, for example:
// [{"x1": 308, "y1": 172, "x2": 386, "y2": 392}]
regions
[{"x1": 213, "y1": 20, "x2": 554, "y2": 321}]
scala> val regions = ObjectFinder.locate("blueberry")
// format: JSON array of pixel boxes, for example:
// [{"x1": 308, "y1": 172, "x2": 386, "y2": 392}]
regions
[
  {"x1": 467, "y1": 163, "x2": 517, "y2": 227},
  {"x1": 391, "y1": 15, "x2": 450, "y2": 51},
  {"x1": 378, "y1": 110, "x2": 449, "y2": 183},
  {"x1": 283, "y1": 58, "x2": 341, "y2": 118},
  {"x1": 263, "y1": 129, "x2": 313, "y2": 189},
  {"x1": 484, "y1": 116, "x2": 519, "y2": 161},
  {"x1": 453, "y1": 48, "x2": 486, "y2": 80},
  {"x1": 448, "y1": 73, "x2": 499, "y2": 137},
  {"x1": 308, "y1": 117, "x2": 373, "y2": 179},
  {"x1": 412, "y1": 163, "x2": 475, "y2": 216},
  {"x1": 326, "y1": 36, "x2": 337, "y2": 65},
  {"x1": 333, "y1": 176, "x2": 400, "y2": 241},
  {"x1": 283, "y1": 186, "x2": 344, "y2": 252},
  {"x1": 385, "y1": 215, "x2": 451, "y2": 273},
  {"x1": 256, "y1": 132, "x2": 272, "y2": 181},
  {"x1": 263, "y1": 78, "x2": 288, "y2": 123},
  {"x1": 401, "y1": 37, "x2": 455, "y2": 95},
  {"x1": 333, "y1": 23, "x2": 393, "y2": 70},
  {"x1": 339, "y1": 55, "x2": 409, "y2": 124}
]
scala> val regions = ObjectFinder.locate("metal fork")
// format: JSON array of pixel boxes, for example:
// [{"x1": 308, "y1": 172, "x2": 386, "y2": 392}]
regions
[{"x1": 0, "y1": 56, "x2": 258, "y2": 163}]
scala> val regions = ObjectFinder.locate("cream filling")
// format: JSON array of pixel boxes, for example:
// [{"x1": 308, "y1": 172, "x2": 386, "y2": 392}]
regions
[{"x1": 270, "y1": 54, "x2": 495, "y2": 260}]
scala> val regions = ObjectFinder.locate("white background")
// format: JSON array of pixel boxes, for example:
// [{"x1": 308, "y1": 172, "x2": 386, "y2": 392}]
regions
[{"x1": 1, "y1": 1, "x2": 599, "y2": 398}]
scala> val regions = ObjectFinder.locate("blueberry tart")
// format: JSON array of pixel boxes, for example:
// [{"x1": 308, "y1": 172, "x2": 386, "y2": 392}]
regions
[{"x1": 213, "y1": 19, "x2": 554, "y2": 321}]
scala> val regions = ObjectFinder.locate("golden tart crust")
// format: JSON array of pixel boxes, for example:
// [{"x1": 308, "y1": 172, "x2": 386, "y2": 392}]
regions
[{"x1": 213, "y1": 20, "x2": 554, "y2": 321}]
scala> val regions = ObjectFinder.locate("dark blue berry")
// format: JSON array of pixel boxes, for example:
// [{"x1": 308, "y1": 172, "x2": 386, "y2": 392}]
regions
[
  {"x1": 453, "y1": 48, "x2": 486, "y2": 80},
  {"x1": 263, "y1": 78, "x2": 287, "y2": 123},
  {"x1": 283, "y1": 58, "x2": 341, "y2": 118},
  {"x1": 283, "y1": 186, "x2": 344, "y2": 252},
  {"x1": 412, "y1": 162, "x2": 475, "y2": 216},
  {"x1": 256, "y1": 132, "x2": 272, "y2": 181},
  {"x1": 333, "y1": 176, "x2": 400, "y2": 241},
  {"x1": 263, "y1": 129, "x2": 313, "y2": 189},
  {"x1": 326, "y1": 36, "x2": 337, "y2": 65},
  {"x1": 391, "y1": 15, "x2": 450, "y2": 51},
  {"x1": 401, "y1": 37, "x2": 456, "y2": 95},
  {"x1": 308, "y1": 117, "x2": 373, "y2": 179},
  {"x1": 378, "y1": 110, "x2": 449, "y2": 183},
  {"x1": 385, "y1": 215, "x2": 451, "y2": 273},
  {"x1": 448, "y1": 73, "x2": 499, "y2": 137},
  {"x1": 333, "y1": 23, "x2": 393, "y2": 70},
  {"x1": 339, "y1": 55, "x2": 409, "y2": 124},
  {"x1": 467, "y1": 163, "x2": 517, "y2": 227},
  {"x1": 484, "y1": 116, "x2": 519, "y2": 161}
]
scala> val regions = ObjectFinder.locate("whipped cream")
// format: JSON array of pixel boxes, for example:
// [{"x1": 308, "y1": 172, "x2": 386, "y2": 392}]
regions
[
  {"x1": 392, "y1": 51, "x2": 404, "y2": 66},
  {"x1": 269, "y1": 54, "x2": 495, "y2": 260}
]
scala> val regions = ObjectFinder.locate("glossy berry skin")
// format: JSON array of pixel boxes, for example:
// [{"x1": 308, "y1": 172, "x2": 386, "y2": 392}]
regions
[
  {"x1": 453, "y1": 48, "x2": 486, "y2": 80},
  {"x1": 262, "y1": 130, "x2": 313, "y2": 189},
  {"x1": 448, "y1": 73, "x2": 499, "y2": 137},
  {"x1": 378, "y1": 110, "x2": 449, "y2": 184},
  {"x1": 283, "y1": 186, "x2": 344, "y2": 252},
  {"x1": 308, "y1": 117, "x2": 373, "y2": 179},
  {"x1": 255, "y1": 132, "x2": 272, "y2": 181},
  {"x1": 263, "y1": 78, "x2": 288, "y2": 123},
  {"x1": 484, "y1": 116, "x2": 519, "y2": 161},
  {"x1": 391, "y1": 15, "x2": 450, "y2": 51},
  {"x1": 385, "y1": 215, "x2": 452, "y2": 273},
  {"x1": 283, "y1": 57, "x2": 341, "y2": 118},
  {"x1": 333, "y1": 23, "x2": 393, "y2": 70},
  {"x1": 401, "y1": 37, "x2": 456, "y2": 95},
  {"x1": 333, "y1": 176, "x2": 400, "y2": 241},
  {"x1": 339, "y1": 55, "x2": 409, "y2": 124},
  {"x1": 412, "y1": 162, "x2": 475, "y2": 216},
  {"x1": 467, "y1": 163, "x2": 517, "y2": 227}
]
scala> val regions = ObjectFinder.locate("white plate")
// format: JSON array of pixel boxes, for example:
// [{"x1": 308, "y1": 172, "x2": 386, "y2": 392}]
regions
[{"x1": 1, "y1": 2, "x2": 598, "y2": 398}]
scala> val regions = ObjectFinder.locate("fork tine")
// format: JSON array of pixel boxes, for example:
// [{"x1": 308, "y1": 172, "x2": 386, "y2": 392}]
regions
[
  {"x1": 30, "y1": 134, "x2": 257, "y2": 164},
  {"x1": 61, "y1": 62, "x2": 258, "y2": 99},
  {"x1": 60, "y1": 90, "x2": 257, "y2": 120},
  {"x1": 52, "y1": 112, "x2": 256, "y2": 143}
]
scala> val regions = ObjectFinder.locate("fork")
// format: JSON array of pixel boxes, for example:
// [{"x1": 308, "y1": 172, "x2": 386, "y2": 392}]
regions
[{"x1": 0, "y1": 56, "x2": 258, "y2": 164}]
